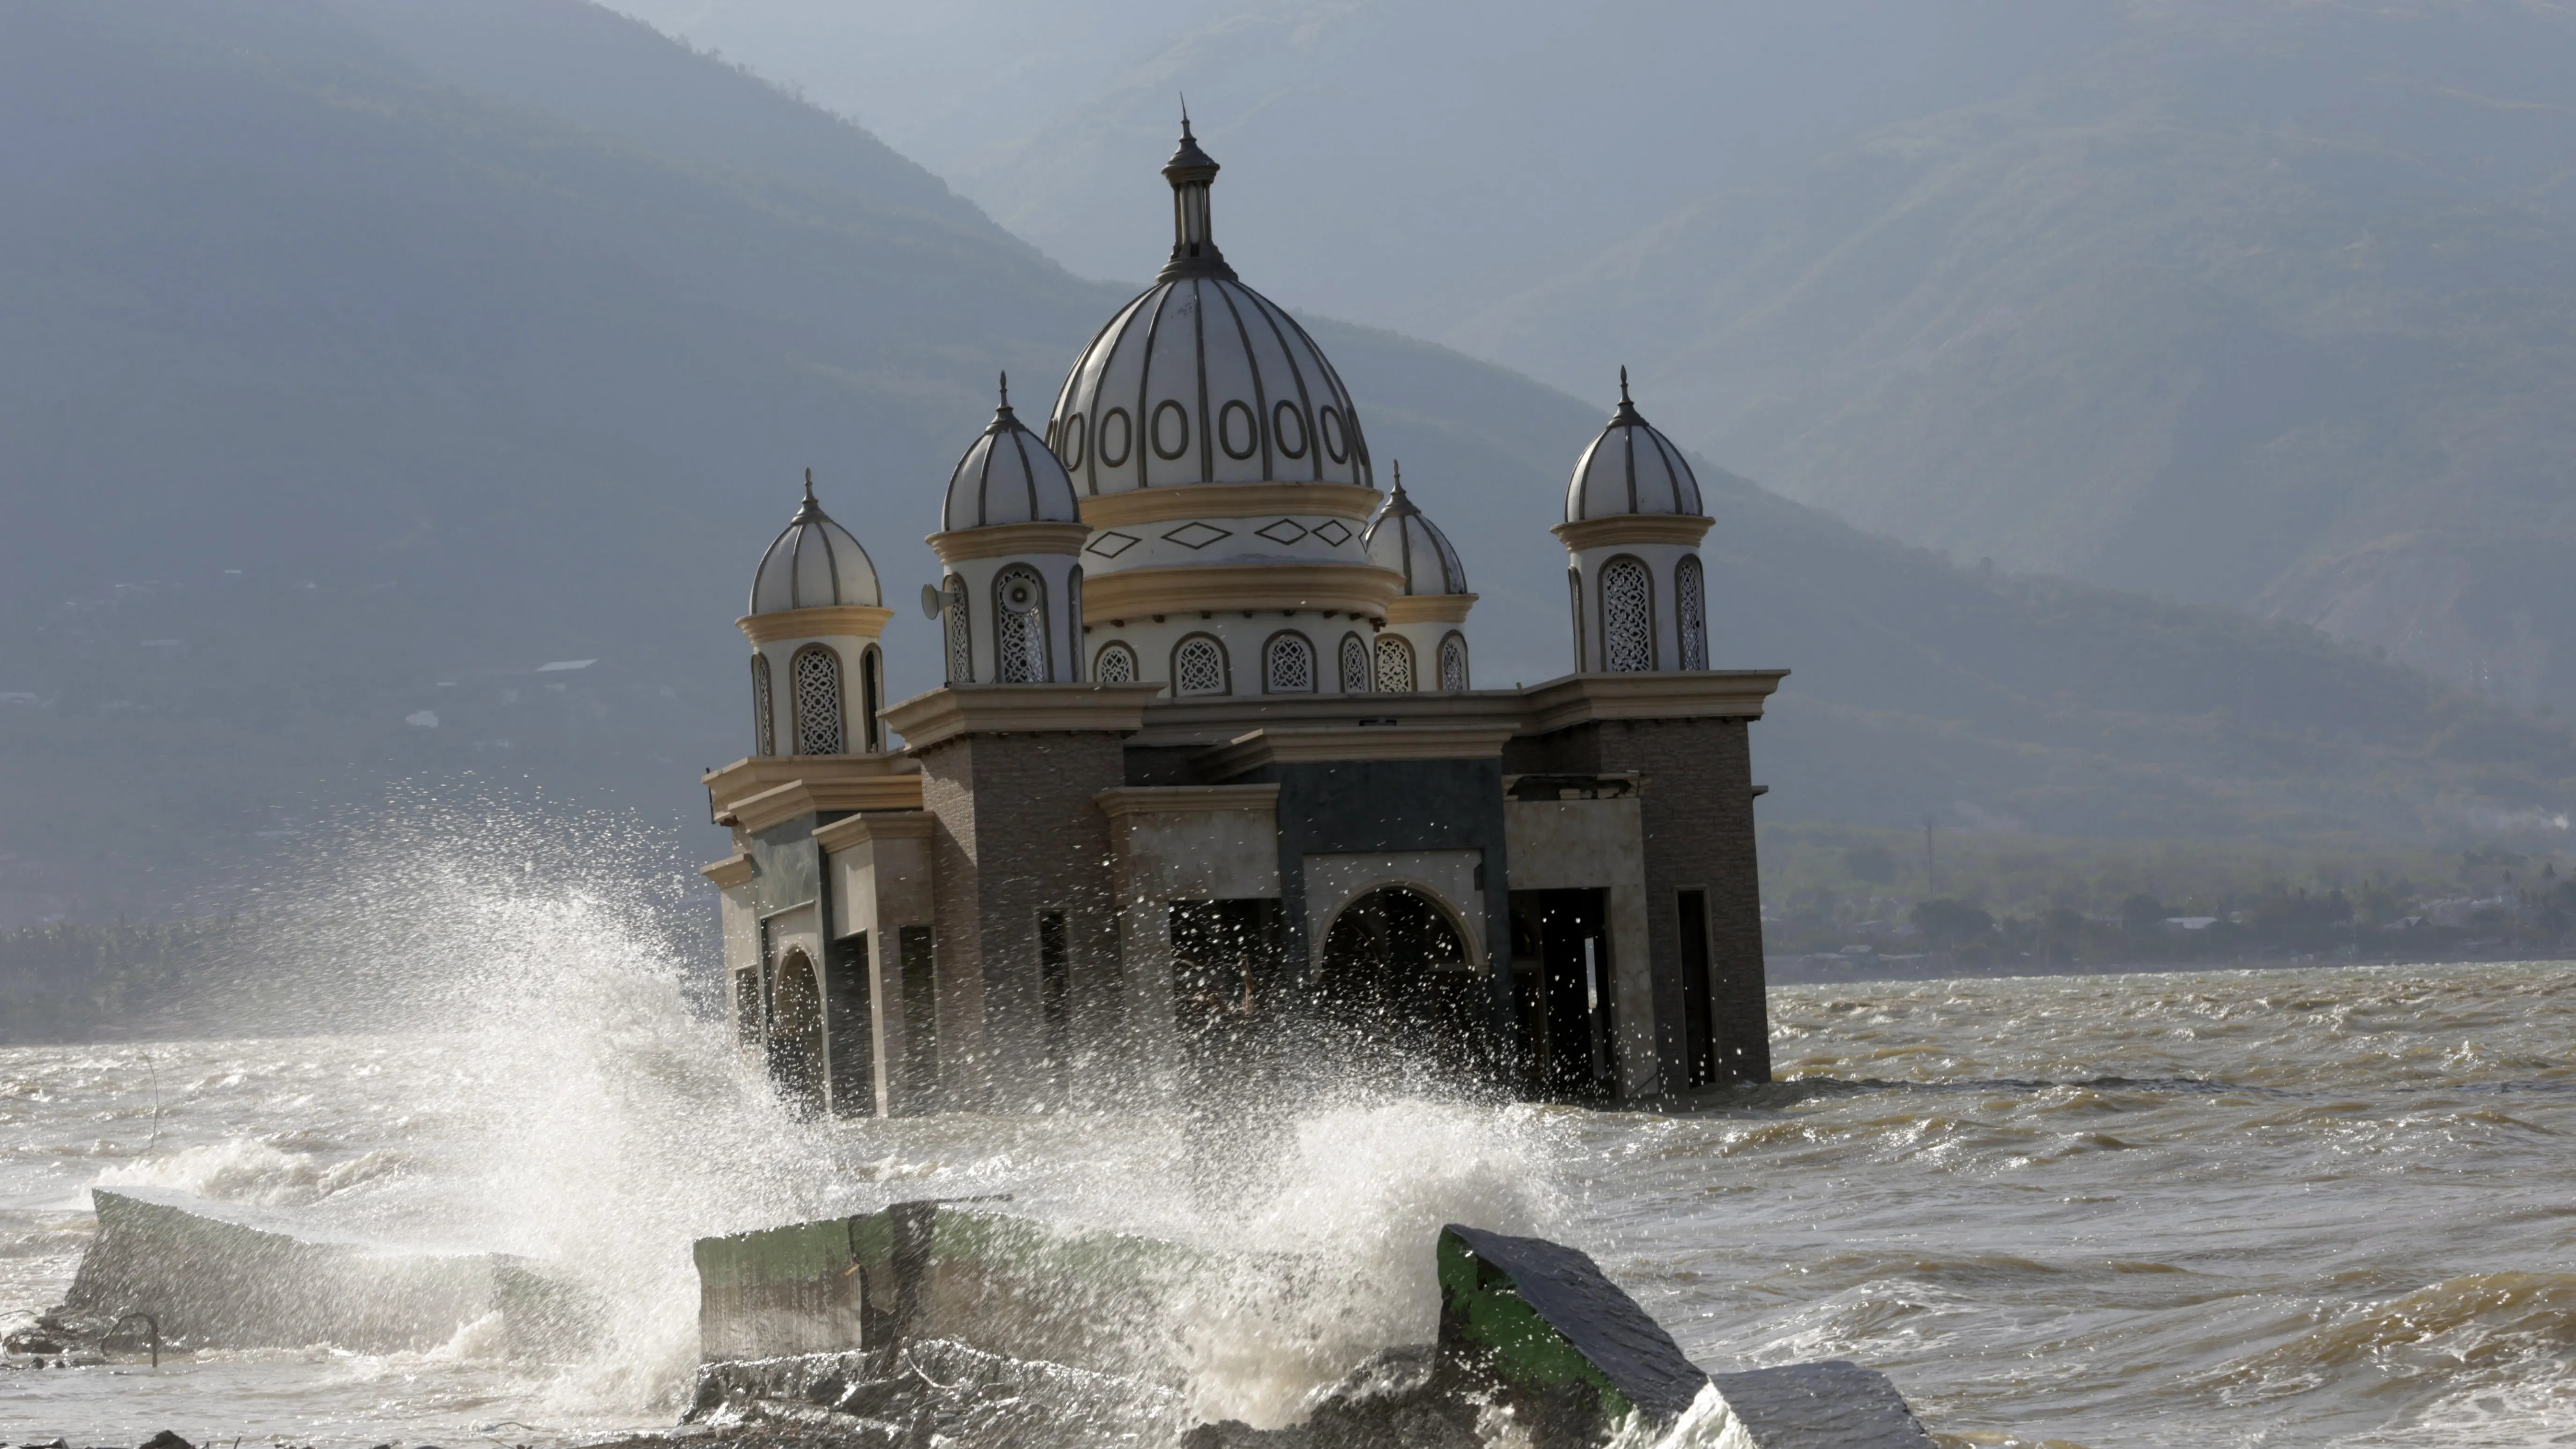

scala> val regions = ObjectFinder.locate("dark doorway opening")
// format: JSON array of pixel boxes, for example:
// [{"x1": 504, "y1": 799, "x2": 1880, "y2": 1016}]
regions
[
  {"x1": 1316, "y1": 886, "x2": 1483, "y2": 1076},
  {"x1": 1170, "y1": 899, "x2": 1281, "y2": 1065},
  {"x1": 827, "y1": 932, "x2": 873, "y2": 1116},
  {"x1": 896, "y1": 925, "x2": 938, "y2": 1111},
  {"x1": 1508, "y1": 888, "x2": 1615, "y2": 1100},
  {"x1": 768, "y1": 946, "x2": 827, "y2": 1118}
]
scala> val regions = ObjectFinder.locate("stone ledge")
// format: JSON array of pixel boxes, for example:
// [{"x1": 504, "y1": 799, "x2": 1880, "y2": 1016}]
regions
[{"x1": 880, "y1": 683, "x2": 1170, "y2": 752}]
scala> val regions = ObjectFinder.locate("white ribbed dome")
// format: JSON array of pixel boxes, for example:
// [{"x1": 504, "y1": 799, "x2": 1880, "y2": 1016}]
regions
[
  {"x1": 750, "y1": 476, "x2": 881, "y2": 614},
  {"x1": 944, "y1": 376, "x2": 1080, "y2": 531},
  {"x1": 1045, "y1": 122, "x2": 1371, "y2": 495},
  {"x1": 1565, "y1": 370, "x2": 1705, "y2": 523},
  {"x1": 1364, "y1": 468, "x2": 1468, "y2": 596}
]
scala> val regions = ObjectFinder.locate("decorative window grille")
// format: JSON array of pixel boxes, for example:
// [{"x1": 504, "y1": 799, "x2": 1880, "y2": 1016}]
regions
[
  {"x1": 1094, "y1": 642, "x2": 1137, "y2": 683},
  {"x1": 1676, "y1": 554, "x2": 1708, "y2": 671},
  {"x1": 1438, "y1": 633, "x2": 1469, "y2": 692},
  {"x1": 791, "y1": 645, "x2": 845, "y2": 755},
  {"x1": 1601, "y1": 556, "x2": 1655, "y2": 672},
  {"x1": 750, "y1": 652, "x2": 775, "y2": 756},
  {"x1": 943, "y1": 575, "x2": 973, "y2": 683},
  {"x1": 994, "y1": 565, "x2": 1050, "y2": 683},
  {"x1": 1265, "y1": 632, "x2": 1315, "y2": 693},
  {"x1": 1339, "y1": 633, "x2": 1371, "y2": 693},
  {"x1": 1174, "y1": 636, "x2": 1227, "y2": 696},
  {"x1": 1374, "y1": 635, "x2": 1415, "y2": 693}
]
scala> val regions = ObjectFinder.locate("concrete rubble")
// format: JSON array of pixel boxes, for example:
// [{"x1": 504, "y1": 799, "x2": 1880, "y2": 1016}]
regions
[{"x1": 37, "y1": 1187, "x2": 597, "y2": 1358}]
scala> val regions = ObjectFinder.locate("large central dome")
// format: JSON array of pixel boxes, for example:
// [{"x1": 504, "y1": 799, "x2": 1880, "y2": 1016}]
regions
[{"x1": 1046, "y1": 122, "x2": 1372, "y2": 495}]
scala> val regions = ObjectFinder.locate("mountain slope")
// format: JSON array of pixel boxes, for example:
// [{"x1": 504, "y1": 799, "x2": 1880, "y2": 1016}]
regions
[{"x1": 1, "y1": 0, "x2": 2572, "y2": 926}]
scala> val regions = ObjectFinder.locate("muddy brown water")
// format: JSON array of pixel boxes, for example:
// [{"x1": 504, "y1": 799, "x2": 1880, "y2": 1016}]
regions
[{"x1": 4, "y1": 960, "x2": 2570, "y2": 1448}]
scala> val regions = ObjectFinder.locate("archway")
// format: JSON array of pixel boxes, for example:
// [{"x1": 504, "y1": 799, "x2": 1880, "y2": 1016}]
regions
[
  {"x1": 768, "y1": 947, "x2": 827, "y2": 1118},
  {"x1": 1315, "y1": 886, "x2": 1483, "y2": 1074}
]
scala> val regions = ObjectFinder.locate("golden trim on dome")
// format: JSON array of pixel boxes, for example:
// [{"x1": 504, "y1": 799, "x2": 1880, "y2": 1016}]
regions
[
  {"x1": 926, "y1": 523, "x2": 1094, "y2": 562},
  {"x1": 735, "y1": 605, "x2": 896, "y2": 645},
  {"x1": 1385, "y1": 594, "x2": 1477, "y2": 624},
  {"x1": 1550, "y1": 515, "x2": 1712, "y2": 550},
  {"x1": 1084, "y1": 562, "x2": 1403, "y2": 622}
]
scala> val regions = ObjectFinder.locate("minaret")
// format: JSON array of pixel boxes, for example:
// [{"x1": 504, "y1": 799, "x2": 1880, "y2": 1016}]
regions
[
  {"x1": 742, "y1": 472, "x2": 893, "y2": 755},
  {"x1": 1554, "y1": 369, "x2": 1712, "y2": 673},
  {"x1": 929, "y1": 374, "x2": 1091, "y2": 684}
]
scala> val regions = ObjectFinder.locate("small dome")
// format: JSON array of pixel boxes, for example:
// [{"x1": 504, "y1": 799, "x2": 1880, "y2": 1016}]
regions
[
  {"x1": 944, "y1": 375, "x2": 1080, "y2": 531},
  {"x1": 1046, "y1": 122, "x2": 1371, "y2": 495},
  {"x1": 1565, "y1": 369, "x2": 1704, "y2": 522},
  {"x1": 1364, "y1": 466, "x2": 1469, "y2": 595},
  {"x1": 750, "y1": 473, "x2": 881, "y2": 614}
]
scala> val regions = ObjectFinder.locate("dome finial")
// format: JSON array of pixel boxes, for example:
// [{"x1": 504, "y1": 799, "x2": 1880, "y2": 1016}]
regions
[
  {"x1": 998, "y1": 370, "x2": 1011, "y2": 412},
  {"x1": 803, "y1": 467, "x2": 815, "y2": 501},
  {"x1": 1158, "y1": 109, "x2": 1233, "y2": 282},
  {"x1": 1620, "y1": 366, "x2": 1630, "y2": 404},
  {"x1": 1612, "y1": 367, "x2": 1643, "y2": 424},
  {"x1": 1180, "y1": 93, "x2": 1191, "y2": 136},
  {"x1": 1390, "y1": 460, "x2": 1405, "y2": 497}
]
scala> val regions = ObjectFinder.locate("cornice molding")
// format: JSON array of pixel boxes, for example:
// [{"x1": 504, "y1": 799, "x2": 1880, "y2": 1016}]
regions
[
  {"x1": 880, "y1": 682, "x2": 1170, "y2": 752},
  {"x1": 736, "y1": 605, "x2": 896, "y2": 646},
  {"x1": 927, "y1": 522, "x2": 1093, "y2": 563},
  {"x1": 1549, "y1": 515, "x2": 1713, "y2": 551},
  {"x1": 1080, "y1": 482, "x2": 1382, "y2": 528},
  {"x1": 1093, "y1": 784, "x2": 1281, "y2": 820},
  {"x1": 1384, "y1": 593, "x2": 1477, "y2": 625},
  {"x1": 1085, "y1": 562, "x2": 1403, "y2": 623},
  {"x1": 812, "y1": 809, "x2": 935, "y2": 853},
  {"x1": 1196, "y1": 723, "x2": 1520, "y2": 779},
  {"x1": 699, "y1": 855, "x2": 755, "y2": 888},
  {"x1": 704, "y1": 754, "x2": 923, "y2": 829},
  {"x1": 1521, "y1": 670, "x2": 1788, "y2": 732}
]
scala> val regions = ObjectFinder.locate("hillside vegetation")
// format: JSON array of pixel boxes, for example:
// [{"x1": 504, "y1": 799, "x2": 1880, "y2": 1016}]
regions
[{"x1": 0, "y1": 0, "x2": 2571, "y2": 926}]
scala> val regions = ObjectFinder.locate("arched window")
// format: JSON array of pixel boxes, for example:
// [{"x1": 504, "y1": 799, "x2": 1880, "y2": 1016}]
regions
[
  {"x1": 994, "y1": 564, "x2": 1050, "y2": 683},
  {"x1": 1567, "y1": 567, "x2": 1585, "y2": 671},
  {"x1": 1438, "y1": 632, "x2": 1469, "y2": 692},
  {"x1": 860, "y1": 644, "x2": 884, "y2": 751},
  {"x1": 1339, "y1": 633, "x2": 1371, "y2": 694},
  {"x1": 750, "y1": 652, "x2": 775, "y2": 756},
  {"x1": 1600, "y1": 556, "x2": 1655, "y2": 673},
  {"x1": 1067, "y1": 567, "x2": 1085, "y2": 682},
  {"x1": 1374, "y1": 634, "x2": 1415, "y2": 693},
  {"x1": 1264, "y1": 631, "x2": 1316, "y2": 693},
  {"x1": 1094, "y1": 641, "x2": 1138, "y2": 683},
  {"x1": 1676, "y1": 554, "x2": 1708, "y2": 671},
  {"x1": 791, "y1": 644, "x2": 845, "y2": 755},
  {"x1": 943, "y1": 574, "x2": 973, "y2": 684},
  {"x1": 1172, "y1": 635, "x2": 1229, "y2": 696}
]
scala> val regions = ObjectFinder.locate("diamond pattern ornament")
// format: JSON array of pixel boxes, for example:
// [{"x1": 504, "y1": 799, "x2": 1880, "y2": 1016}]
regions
[
  {"x1": 1255, "y1": 518, "x2": 1309, "y2": 546},
  {"x1": 1161, "y1": 521, "x2": 1233, "y2": 550},
  {"x1": 1311, "y1": 520, "x2": 1355, "y2": 547},
  {"x1": 1086, "y1": 531, "x2": 1142, "y2": 559}
]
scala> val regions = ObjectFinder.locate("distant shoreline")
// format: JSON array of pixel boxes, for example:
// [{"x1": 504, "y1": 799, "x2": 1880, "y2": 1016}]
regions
[{"x1": 1766, "y1": 953, "x2": 2569, "y2": 985}]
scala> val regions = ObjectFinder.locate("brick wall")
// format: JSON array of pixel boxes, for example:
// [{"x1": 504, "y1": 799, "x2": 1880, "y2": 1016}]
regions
[{"x1": 914, "y1": 731, "x2": 1129, "y2": 1110}]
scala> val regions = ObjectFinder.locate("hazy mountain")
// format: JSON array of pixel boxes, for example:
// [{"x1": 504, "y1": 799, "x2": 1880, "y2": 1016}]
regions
[
  {"x1": 2, "y1": 0, "x2": 2572, "y2": 926},
  {"x1": 613, "y1": 2, "x2": 2576, "y2": 710}
]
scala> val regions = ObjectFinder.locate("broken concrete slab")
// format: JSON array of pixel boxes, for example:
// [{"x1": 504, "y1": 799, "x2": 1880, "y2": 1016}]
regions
[
  {"x1": 686, "y1": 1338, "x2": 1186, "y2": 1446},
  {"x1": 60, "y1": 1187, "x2": 597, "y2": 1356},
  {"x1": 693, "y1": 1201, "x2": 1209, "y2": 1383},
  {"x1": 1708, "y1": 1362, "x2": 1939, "y2": 1449},
  {"x1": 1435, "y1": 1223, "x2": 1710, "y2": 1428}
]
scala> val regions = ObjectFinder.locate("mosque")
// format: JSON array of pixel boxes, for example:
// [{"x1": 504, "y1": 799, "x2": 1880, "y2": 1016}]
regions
[{"x1": 699, "y1": 123, "x2": 1784, "y2": 1115}]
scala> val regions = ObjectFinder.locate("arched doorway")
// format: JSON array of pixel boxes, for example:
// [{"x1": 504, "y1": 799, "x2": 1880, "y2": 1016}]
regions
[
  {"x1": 1315, "y1": 886, "x2": 1484, "y2": 1075},
  {"x1": 768, "y1": 947, "x2": 827, "y2": 1118}
]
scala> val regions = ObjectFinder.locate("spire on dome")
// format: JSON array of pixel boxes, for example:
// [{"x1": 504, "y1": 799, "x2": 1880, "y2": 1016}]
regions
[{"x1": 1158, "y1": 111, "x2": 1236, "y2": 282}]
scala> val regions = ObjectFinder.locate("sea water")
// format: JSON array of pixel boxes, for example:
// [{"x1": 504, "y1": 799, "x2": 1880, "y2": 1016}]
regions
[{"x1": 1, "y1": 835, "x2": 2570, "y2": 1448}]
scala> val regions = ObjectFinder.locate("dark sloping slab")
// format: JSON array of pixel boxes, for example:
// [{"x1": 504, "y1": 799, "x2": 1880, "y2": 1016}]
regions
[
  {"x1": 1437, "y1": 1224, "x2": 1710, "y2": 1419},
  {"x1": 1710, "y1": 1361, "x2": 1940, "y2": 1449}
]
